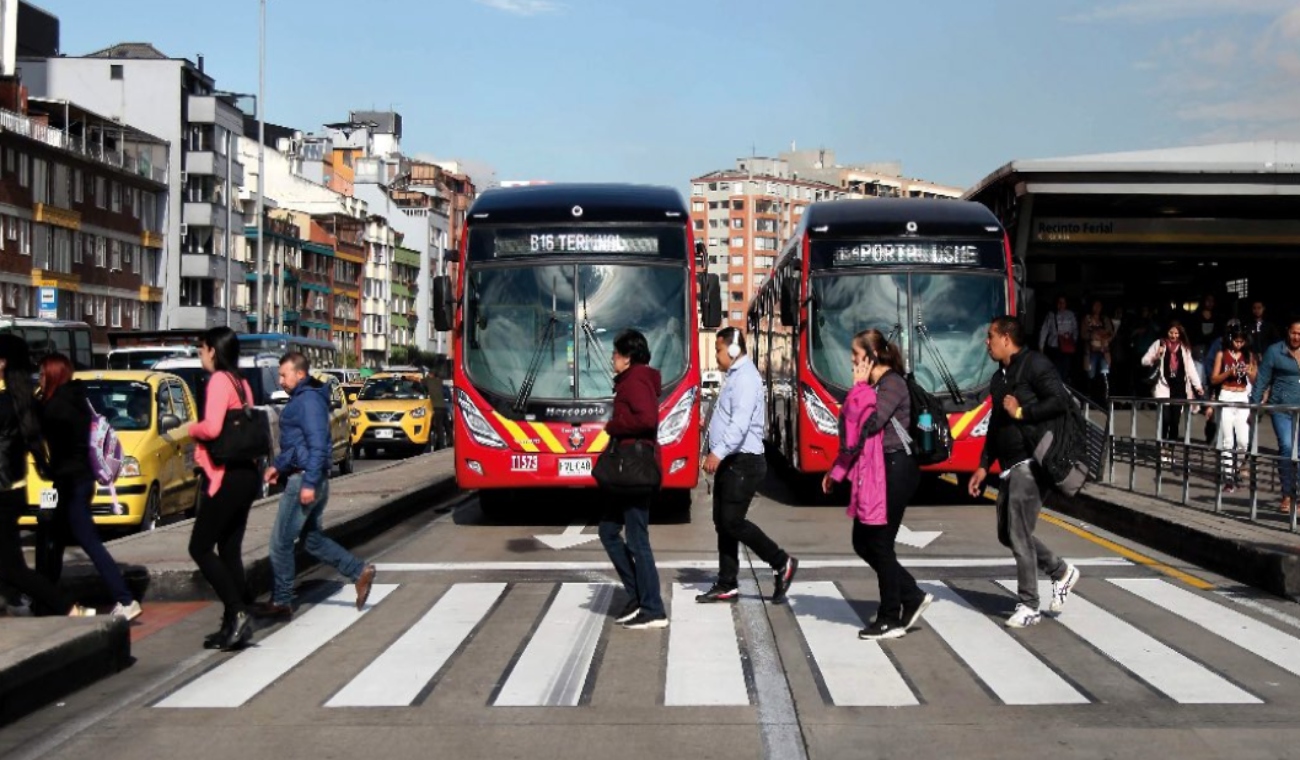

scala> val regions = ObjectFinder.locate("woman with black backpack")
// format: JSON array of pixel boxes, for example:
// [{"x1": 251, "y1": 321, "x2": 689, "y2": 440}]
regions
[
  {"x1": 35, "y1": 352, "x2": 140, "y2": 620},
  {"x1": 188, "y1": 326, "x2": 262, "y2": 651},
  {"x1": 822, "y1": 329, "x2": 932, "y2": 641}
]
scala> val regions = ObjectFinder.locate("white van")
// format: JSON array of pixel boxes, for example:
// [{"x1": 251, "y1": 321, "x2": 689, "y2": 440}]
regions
[{"x1": 108, "y1": 345, "x2": 199, "y2": 370}]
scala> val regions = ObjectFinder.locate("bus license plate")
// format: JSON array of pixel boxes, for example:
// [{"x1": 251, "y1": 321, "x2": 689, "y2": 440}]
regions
[
  {"x1": 39, "y1": 488, "x2": 58, "y2": 510},
  {"x1": 511, "y1": 455, "x2": 538, "y2": 472},
  {"x1": 558, "y1": 457, "x2": 592, "y2": 477},
  {"x1": 376, "y1": 428, "x2": 395, "y2": 439}
]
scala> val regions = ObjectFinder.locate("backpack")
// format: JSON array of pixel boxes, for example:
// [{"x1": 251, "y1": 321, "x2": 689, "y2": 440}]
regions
[
  {"x1": 85, "y1": 400, "x2": 125, "y2": 515},
  {"x1": 1011, "y1": 353, "x2": 1092, "y2": 497},
  {"x1": 886, "y1": 373, "x2": 953, "y2": 466}
]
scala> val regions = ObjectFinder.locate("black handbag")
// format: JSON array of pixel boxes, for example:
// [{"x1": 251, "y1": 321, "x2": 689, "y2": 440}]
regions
[
  {"x1": 592, "y1": 440, "x2": 661, "y2": 494},
  {"x1": 205, "y1": 372, "x2": 271, "y2": 465}
]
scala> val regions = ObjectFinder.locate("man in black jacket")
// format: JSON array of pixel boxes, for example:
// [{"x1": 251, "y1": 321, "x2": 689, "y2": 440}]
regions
[{"x1": 968, "y1": 316, "x2": 1080, "y2": 629}]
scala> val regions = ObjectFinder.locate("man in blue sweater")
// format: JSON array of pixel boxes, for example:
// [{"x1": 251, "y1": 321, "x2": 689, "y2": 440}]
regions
[
  {"x1": 1250, "y1": 320, "x2": 1300, "y2": 515},
  {"x1": 254, "y1": 352, "x2": 376, "y2": 619}
]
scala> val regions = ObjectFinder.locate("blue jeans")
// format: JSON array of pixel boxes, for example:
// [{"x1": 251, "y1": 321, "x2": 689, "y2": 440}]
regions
[
  {"x1": 598, "y1": 495, "x2": 664, "y2": 618},
  {"x1": 1272, "y1": 412, "x2": 1298, "y2": 497},
  {"x1": 1086, "y1": 351, "x2": 1109, "y2": 379},
  {"x1": 270, "y1": 474, "x2": 365, "y2": 605}
]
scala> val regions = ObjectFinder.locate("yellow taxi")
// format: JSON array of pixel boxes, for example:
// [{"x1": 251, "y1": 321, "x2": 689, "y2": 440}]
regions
[
  {"x1": 22, "y1": 370, "x2": 201, "y2": 533},
  {"x1": 348, "y1": 372, "x2": 434, "y2": 457},
  {"x1": 275, "y1": 370, "x2": 354, "y2": 475}
]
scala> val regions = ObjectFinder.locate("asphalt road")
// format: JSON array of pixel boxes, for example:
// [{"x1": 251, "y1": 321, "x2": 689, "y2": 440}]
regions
[{"x1": 5, "y1": 470, "x2": 1300, "y2": 760}]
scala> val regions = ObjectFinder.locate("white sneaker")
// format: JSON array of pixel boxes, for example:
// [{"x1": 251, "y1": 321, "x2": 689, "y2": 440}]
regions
[
  {"x1": 1050, "y1": 564, "x2": 1081, "y2": 614},
  {"x1": 1006, "y1": 604, "x2": 1042, "y2": 628},
  {"x1": 111, "y1": 600, "x2": 143, "y2": 622}
]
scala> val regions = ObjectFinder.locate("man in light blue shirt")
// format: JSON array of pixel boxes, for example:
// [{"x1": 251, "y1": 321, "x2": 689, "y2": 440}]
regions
[{"x1": 697, "y1": 327, "x2": 799, "y2": 605}]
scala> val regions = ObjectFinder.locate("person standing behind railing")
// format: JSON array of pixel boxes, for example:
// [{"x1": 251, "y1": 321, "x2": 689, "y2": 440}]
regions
[
  {"x1": 1249, "y1": 319, "x2": 1300, "y2": 514},
  {"x1": 1141, "y1": 322, "x2": 1203, "y2": 462},
  {"x1": 1211, "y1": 326, "x2": 1256, "y2": 493}
]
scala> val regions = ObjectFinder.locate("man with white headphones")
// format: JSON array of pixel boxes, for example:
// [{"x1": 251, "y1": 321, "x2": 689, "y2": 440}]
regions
[{"x1": 698, "y1": 327, "x2": 799, "y2": 604}]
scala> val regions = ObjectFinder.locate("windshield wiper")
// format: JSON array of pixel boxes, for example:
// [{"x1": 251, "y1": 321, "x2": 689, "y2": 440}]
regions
[
  {"x1": 514, "y1": 279, "x2": 562, "y2": 413},
  {"x1": 578, "y1": 276, "x2": 614, "y2": 389},
  {"x1": 914, "y1": 297, "x2": 965, "y2": 405}
]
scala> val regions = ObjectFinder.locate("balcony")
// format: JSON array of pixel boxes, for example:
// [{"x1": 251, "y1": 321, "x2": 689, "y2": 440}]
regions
[
  {"x1": 183, "y1": 202, "x2": 217, "y2": 227},
  {"x1": 0, "y1": 107, "x2": 168, "y2": 183},
  {"x1": 173, "y1": 305, "x2": 228, "y2": 330},
  {"x1": 185, "y1": 151, "x2": 244, "y2": 185},
  {"x1": 141, "y1": 230, "x2": 164, "y2": 249},
  {"x1": 182, "y1": 254, "x2": 245, "y2": 281},
  {"x1": 283, "y1": 309, "x2": 300, "y2": 324},
  {"x1": 33, "y1": 203, "x2": 81, "y2": 231},
  {"x1": 186, "y1": 96, "x2": 246, "y2": 134},
  {"x1": 362, "y1": 334, "x2": 388, "y2": 353}
]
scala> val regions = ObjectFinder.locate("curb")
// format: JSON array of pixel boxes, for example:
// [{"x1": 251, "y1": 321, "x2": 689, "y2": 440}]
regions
[
  {"x1": 1049, "y1": 487, "x2": 1300, "y2": 599},
  {"x1": 51, "y1": 471, "x2": 459, "y2": 604},
  {"x1": 0, "y1": 617, "x2": 131, "y2": 727}
]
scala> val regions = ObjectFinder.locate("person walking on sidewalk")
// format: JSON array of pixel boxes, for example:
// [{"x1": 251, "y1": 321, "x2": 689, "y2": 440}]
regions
[
  {"x1": 598, "y1": 330, "x2": 667, "y2": 630},
  {"x1": 822, "y1": 329, "x2": 932, "y2": 640},
  {"x1": 188, "y1": 327, "x2": 261, "y2": 651},
  {"x1": 968, "y1": 316, "x2": 1081, "y2": 628},
  {"x1": 1250, "y1": 318, "x2": 1300, "y2": 514},
  {"x1": 34, "y1": 353, "x2": 141, "y2": 622},
  {"x1": 697, "y1": 327, "x2": 798, "y2": 605},
  {"x1": 1211, "y1": 325, "x2": 1256, "y2": 493},
  {"x1": 0, "y1": 337, "x2": 92, "y2": 617},
  {"x1": 256, "y1": 352, "x2": 376, "y2": 619}
]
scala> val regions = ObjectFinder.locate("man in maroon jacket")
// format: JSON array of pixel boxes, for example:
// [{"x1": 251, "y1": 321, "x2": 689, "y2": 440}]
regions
[{"x1": 598, "y1": 329, "x2": 668, "y2": 630}]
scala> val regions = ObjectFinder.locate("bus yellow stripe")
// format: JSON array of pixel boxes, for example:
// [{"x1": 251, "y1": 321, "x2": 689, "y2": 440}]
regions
[
  {"x1": 493, "y1": 413, "x2": 540, "y2": 453},
  {"x1": 950, "y1": 401, "x2": 989, "y2": 440},
  {"x1": 529, "y1": 423, "x2": 566, "y2": 454},
  {"x1": 587, "y1": 431, "x2": 610, "y2": 453}
]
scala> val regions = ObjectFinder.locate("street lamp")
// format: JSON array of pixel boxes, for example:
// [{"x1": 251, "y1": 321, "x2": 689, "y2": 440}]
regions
[{"x1": 213, "y1": 89, "x2": 256, "y2": 330}]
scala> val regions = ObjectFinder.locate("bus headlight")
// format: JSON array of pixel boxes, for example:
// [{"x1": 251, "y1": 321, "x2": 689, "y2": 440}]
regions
[
  {"x1": 802, "y1": 386, "x2": 840, "y2": 437},
  {"x1": 410, "y1": 406, "x2": 428, "y2": 419},
  {"x1": 120, "y1": 457, "x2": 141, "y2": 478},
  {"x1": 456, "y1": 389, "x2": 507, "y2": 449},
  {"x1": 657, "y1": 388, "x2": 697, "y2": 446}
]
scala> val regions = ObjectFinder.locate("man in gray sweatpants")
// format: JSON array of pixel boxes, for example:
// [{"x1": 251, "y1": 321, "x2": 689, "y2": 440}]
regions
[{"x1": 969, "y1": 316, "x2": 1081, "y2": 628}]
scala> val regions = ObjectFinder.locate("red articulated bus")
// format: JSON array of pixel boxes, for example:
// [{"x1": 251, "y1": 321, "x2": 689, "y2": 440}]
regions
[
  {"x1": 433, "y1": 183, "x2": 721, "y2": 515},
  {"x1": 748, "y1": 198, "x2": 1016, "y2": 476}
]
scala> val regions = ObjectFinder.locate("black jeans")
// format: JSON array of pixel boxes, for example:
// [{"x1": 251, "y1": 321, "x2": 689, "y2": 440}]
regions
[
  {"x1": 188, "y1": 463, "x2": 260, "y2": 617},
  {"x1": 851, "y1": 451, "x2": 924, "y2": 621},
  {"x1": 713, "y1": 454, "x2": 786, "y2": 587},
  {"x1": 1161, "y1": 385, "x2": 1188, "y2": 442},
  {"x1": 432, "y1": 408, "x2": 452, "y2": 450},
  {"x1": 0, "y1": 488, "x2": 71, "y2": 615},
  {"x1": 598, "y1": 492, "x2": 664, "y2": 617},
  {"x1": 36, "y1": 477, "x2": 133, "y2": 606}
]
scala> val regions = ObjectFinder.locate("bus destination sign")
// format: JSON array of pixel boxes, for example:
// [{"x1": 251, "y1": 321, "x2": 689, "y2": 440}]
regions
[
  {"x1": 495, "y1": 232, "x2": 661, "y2": 256},
  {"x1": 814, "y1": 239, "x2": 1004, "y2": 270}
]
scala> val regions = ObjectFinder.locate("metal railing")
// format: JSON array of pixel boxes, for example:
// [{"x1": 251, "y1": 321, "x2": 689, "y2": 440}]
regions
[
  {"x1": 1104, "y1": 394, "x2": 1300, "y2": 529},
  {"x1": 0, "y1": 107, "x2": 168, "y2": 183}
]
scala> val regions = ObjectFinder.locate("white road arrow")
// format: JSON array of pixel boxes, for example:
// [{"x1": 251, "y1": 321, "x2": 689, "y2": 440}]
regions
[
  {"x1": 534, "y1": 523, "x2": 600, "y2": 551},
  {"x1": 895, "y1": 525, "x2": 943, "y2": 549}
]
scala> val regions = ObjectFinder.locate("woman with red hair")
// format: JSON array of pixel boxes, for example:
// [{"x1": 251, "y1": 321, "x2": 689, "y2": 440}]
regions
[{"x1": 34, "y1": 353, "x2": 140, "y2": 620}]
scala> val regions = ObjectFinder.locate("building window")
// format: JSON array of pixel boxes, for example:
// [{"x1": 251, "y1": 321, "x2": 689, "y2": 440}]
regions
[
  {"x1": 110, "y1": 64, "x2": 123, "y2": 80},
  {"x1": 111, "y1": 299, "x2": 122, "y2": 327},
  {"x1": 53, "y1": 229, "x2": 71, "y2": 273},
  {"x1": 95, "y1": 177, "x2": 106, "y2": 209},
  {"x1": 17, "y1": 154, "x2": 28, "y2": 188},
  {"x1": 73, "y1": 169, "x2": 83, "y2": 203},
  {"x1": 19, "y1": 220, "x2": 29, "y2": 256},
  {"x1": 732, "y1": 200, "x2": 744, "y2": 211},
  {"x1": 692, "y1": 219, "x2": 703, "y2": 231},
  {"x1": 111, "y1": 181, "x2": 122, "y2": 212},
  {"x1": 95, "y1": 236, "x2": 106, "y2": 268},
  {"x1": 110, "y1": 240, "x2": 122, "y2": 271},
  {"x1": 730, "y1": 237, "x2": 744, "y2": 248},
  {"x1": 4, "y1": 149, "x2": 12, "y2": 174},
  {"x1": 730, "y1": 255, "x2": 744, "y2": 266},
  {"x1": 691, "y1": 184, "x2": 704, "y2": 196},
  {"x1": 730, "y1": 274, "x2": 744, "y2": 284},
  {"x1": 731, "y1": 291, "x2": 744, "y2": 303},
  {"x1": 95, "y1": 296, "x2": 107, "y2": 327},
  {"x1": 132, "y1": 244, "x2": 141, "y2": 274},
  {"x1": 730, "y1": 311, "x2": 743, "y2": 321}
]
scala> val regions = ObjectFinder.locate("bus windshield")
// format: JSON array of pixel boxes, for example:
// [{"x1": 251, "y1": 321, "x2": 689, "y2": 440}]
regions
[
  {"x1": 108, "y1": 349, "x2": 189, "y2": 370},
  {"x1": 465, "y1": 262, "x2": 688, "y2": 403},
  {"x1": 810, "y1": 271, "x2": 1006, "y2": 399}
]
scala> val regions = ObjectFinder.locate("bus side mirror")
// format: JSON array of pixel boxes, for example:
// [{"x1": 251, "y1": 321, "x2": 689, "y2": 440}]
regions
[
  {"x1": 701, "y1": 274, "x2": 722, "y2": 329},
  {"x1": 779, "y1": 279, "x2": 798, "y2": 327},
  {"x1": 433, "y1": 275, "x2": 454, "y2": 332}
]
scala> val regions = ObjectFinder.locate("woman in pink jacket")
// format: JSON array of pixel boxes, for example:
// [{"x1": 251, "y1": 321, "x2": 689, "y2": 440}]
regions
[
  {"x1": 822, "y1": 329, "x2": 932, "y2": 641},
  {"x1": 188, "y1": 326, "x2": 261, "y2": 651}
]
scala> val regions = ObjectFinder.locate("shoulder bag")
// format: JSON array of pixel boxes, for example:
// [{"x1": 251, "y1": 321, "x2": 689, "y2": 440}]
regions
[
  {"x1": 593, "y1": 439, "x2": 661, "y2": 495},
  {"x1": 205, "y1": 372, "x2": 271, "y2": 465}
]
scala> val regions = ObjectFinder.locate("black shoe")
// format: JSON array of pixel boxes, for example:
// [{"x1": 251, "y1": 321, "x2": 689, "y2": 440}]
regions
[
  {"x1": 695, "y1": 583, "x2": 740, "y2": 603},
  {"x1": 771, "y1": 557, "x2": 799, "y2": 605},
  {"x1": 249, "y1": 601, "x2": 294, "y2": 620},
  {"x1": 614, "y1": 599, "x2": 640, "y2": 624},
  {"x1": 203, "y1": 614, "x2": 233, "y2": 650},
  {"x1": 621, "y1": 612, "x2": 668, "y2": 630},
  {"x1": 859, "y1": 617, "x2": 908, "y2": 641},
  {"x1": 900, "y1": 593, "x2": 934, "y2": 630},
  {"x1": 220, "y1": 612, "x2": 253, "y2": 651}
]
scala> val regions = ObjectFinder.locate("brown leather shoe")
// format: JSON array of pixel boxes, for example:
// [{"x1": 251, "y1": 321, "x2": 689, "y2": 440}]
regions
[
  {"x1": 248, "y1": 601, "x2": 293, "y2": 620},
  {"x1": 1282, "y1": 496, "x2": 1294, "y2": 515},
  {"x1": 355, "y1": 564, "x2": 377, "y2": 610}
]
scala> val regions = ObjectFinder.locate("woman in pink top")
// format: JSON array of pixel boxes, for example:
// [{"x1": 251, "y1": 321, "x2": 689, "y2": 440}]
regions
[
  {"x1": 187, "y1": 326, "x2": 260, "y2": 651},
  {"x1": 822, "y1": 329, "x2": 932, "y2": 641}
]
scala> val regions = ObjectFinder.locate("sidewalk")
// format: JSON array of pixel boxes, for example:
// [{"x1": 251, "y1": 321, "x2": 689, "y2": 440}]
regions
[{"x1": 0, "y1": 451, "x2": 457, "y2": 726}]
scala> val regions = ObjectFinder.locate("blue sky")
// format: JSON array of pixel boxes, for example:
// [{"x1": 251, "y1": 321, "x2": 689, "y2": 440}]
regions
[{"x1": 36, "y1": 0, "x2": 1300, "y2": 191}]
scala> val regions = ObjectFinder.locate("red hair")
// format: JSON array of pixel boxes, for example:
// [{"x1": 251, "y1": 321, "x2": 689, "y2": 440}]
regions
[{"x1": 39, "y1": 353, "x2": 74, "y2": 398}]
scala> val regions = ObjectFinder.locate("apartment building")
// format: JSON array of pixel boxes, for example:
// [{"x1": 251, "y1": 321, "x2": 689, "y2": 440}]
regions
[
  {"x1": 21, "y1": 44, "x2": 248, "y2": 330},
  {"x1": 0, "y1": 87, "x2": 168, "y2": 352},
  {"x1": 360, "y1": 215, "x2": 394, "y2": 366},
  {"x1": 390, "y1": 242, "x2": 419, "y2": 355}
]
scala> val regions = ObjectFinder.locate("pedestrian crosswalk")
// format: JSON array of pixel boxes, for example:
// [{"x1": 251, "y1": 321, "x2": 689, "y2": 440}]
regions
[{"x1": 155, "y1": 576, "x2": 1300, "y2": 711}]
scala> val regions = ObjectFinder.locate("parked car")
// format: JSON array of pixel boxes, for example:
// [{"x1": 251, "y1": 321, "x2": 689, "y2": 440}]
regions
[
  {"x1": 22, "y1": 370, "x2": 201, "y2": 532},
  {"x1": 349, "y1": 372, "x2": 434, "y2": 457},
  {"x1": 270, "y1": 371, "x2": 354, "y2": 475},
  {"x1": 318, "y1": 367, "x2": 362, "y2": 386}
]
